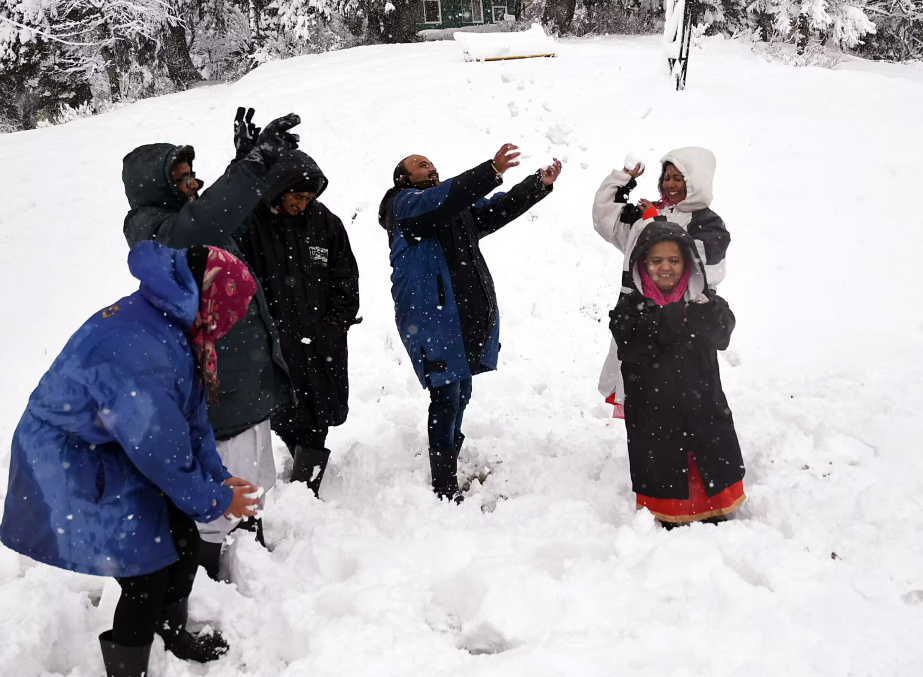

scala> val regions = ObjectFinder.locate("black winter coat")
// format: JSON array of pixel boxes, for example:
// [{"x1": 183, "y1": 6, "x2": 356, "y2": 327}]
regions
[
  {"x1": 121, "y1": 143, "x2": 293, "y2": 440},
  {"x1": 610, "y1": 221, "x2": 744, "y2": 500},
  {"x1": 237, "y1": 152, "x2": 360, "y2": 434}
]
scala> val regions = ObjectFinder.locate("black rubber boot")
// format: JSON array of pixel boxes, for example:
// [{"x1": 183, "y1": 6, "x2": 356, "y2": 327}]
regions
[
  {"x1": 199, "y1": 540, "x2": 222, "y2": 581},
  {"x1": 99, "y1": 630, "x2": 152, "y2": 677},
  {"x1": 429, "y1": 447, "x2": 463, "y2": 504},
  {"x1": 157, "y1": 597, "x2": 228, "y2": 663},
  {"x1": 292, "y1": 446, "x2": 331, "y2": 498}
]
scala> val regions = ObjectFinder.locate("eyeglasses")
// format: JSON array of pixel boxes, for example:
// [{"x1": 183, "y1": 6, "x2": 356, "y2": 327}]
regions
[{"x1": 174, "y1": 172, "x2": 198, "y2": 190}]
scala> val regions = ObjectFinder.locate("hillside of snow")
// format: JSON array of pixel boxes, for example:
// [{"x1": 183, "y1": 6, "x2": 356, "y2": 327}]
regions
[{"x1": 2, "y1": 34, "x2": 923, "y2": 677}]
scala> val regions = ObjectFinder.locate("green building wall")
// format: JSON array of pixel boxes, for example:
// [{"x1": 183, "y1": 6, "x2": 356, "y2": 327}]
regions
[{"x1": 415, "y1": 0, "x2": 520, "y2": 31}]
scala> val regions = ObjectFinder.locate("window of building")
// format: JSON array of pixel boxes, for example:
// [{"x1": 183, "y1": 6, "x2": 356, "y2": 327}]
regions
[
  {"x1": 424, "y1": 0, "x2": 442, "y2": 23},
  {"x1": 468, "y1": 0, "x2": 484, "y2": 22},
  {"x1": 492, "y1": 3, "x2": 508, "y2": 22}
]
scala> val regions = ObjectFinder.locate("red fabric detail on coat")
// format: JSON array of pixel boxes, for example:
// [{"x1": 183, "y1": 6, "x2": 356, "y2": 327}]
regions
[
  {"x1": 189, "y1": 247, "x2": 257, "y2": 404},
  {"x1": 605, "y1": 393, "x2": 625, "y2": 419},
  {"x1": 636, "y1": 452, "x2": 745, "y2": 522},
  {"x1": 638, "y1": 259, "x2": 690, "y2": 306}
]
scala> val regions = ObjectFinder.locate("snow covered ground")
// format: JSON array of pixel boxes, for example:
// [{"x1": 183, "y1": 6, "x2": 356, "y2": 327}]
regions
[{"x1": 2, "y1": 34, "x2": 923, "y2": 677}]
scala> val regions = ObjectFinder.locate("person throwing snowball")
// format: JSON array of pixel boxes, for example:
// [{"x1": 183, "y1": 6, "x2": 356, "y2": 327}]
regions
[
  {"x1": 378, "y1": 144, "x2": 561, "y2": 502},
  {"x1": 591, "y1": 147, "x2": 730, "y2": 417}
]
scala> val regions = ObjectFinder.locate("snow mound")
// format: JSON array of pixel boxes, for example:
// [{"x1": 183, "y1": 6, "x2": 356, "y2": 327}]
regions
[{"x1": 455, "y1": 23, "x2": 556, "y2": 62}]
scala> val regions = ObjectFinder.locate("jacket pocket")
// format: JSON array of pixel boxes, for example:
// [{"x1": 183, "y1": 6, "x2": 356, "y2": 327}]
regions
[
  {"x1": 314, "y1": 322, "x2": 347, "y2": 360},
  {"x1": 421, "y1": 346, "x2": 447, "y2": 374},
  {"x1": 61, "y1": 438, "x2": 105, "y2": 503},
  {"x1": 436, "y1": 275, "x2": 446, "y2": 308}
]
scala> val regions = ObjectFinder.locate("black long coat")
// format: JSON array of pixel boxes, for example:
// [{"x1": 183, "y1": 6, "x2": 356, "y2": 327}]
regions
[
  {"x1": 609, "y1": 220, "x2": 744, "y2": 500},
  {"x1": 237, "y1": 152, "x2": 360, "y2": 436}
]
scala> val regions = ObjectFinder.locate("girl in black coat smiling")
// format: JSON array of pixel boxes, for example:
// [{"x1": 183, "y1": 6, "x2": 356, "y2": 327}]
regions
[
  {"x1": 238, "y1": 150, "x2": 360, "y2": 497},
  {"x1": 609, "y1": 216, "x2": 745, "y2": 527}
]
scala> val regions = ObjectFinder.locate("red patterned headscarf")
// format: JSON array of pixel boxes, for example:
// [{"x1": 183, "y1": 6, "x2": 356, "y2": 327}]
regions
[{"x1": 189, "y1": 247, "x2": 257, "y2": 406}]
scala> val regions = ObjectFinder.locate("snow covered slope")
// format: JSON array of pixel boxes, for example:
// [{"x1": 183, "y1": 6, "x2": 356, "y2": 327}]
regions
[{"x1": 2, "y1": 35, "x2": 923, "y2": 677}]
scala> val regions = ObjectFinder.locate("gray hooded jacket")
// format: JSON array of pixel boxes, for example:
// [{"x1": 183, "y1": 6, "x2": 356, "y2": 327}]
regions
[{"x1": 122, "y1": 143, "x2": 293, "y2": 439}]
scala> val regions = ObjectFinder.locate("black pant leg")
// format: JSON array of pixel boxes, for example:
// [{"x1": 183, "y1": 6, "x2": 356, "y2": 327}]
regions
[
  {"x1": 298, "y1": 426, "x2": 329, "y2": 449},
  {"x1": 113, "y1": 502, "x2": 200, "y2": 646},
  {"x1": 163, "y1": 501, "x2": 201, "y2": 604}
]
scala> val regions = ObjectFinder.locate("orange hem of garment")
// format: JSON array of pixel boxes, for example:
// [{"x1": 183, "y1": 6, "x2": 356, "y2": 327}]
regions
[{"x1": 638, "y1": 492, "x2": 747, "y2": 523}]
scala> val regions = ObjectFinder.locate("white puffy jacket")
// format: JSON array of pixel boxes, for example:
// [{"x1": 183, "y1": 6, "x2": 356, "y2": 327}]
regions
[{"x1": 591, "y1": 147, "x2": 730, "y2": 400}]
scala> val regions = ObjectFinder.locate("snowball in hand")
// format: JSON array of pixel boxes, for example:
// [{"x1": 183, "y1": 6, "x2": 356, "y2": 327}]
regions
[{"x1": 624, "y1": 152, "x2": 644, "y2": 173}]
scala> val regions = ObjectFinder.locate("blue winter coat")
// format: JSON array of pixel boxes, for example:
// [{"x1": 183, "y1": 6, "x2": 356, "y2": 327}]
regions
[
  {"x1": 378, "y1": 161, "x2": 551, "y2": 389},
  {"x1": 0, "y1": 242, "x2": 233, "y2": 578}
]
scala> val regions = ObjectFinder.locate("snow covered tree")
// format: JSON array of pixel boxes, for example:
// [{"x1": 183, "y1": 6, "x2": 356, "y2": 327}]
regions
[
  {"x1": 860, "y1": 0, "x2": 922, "y2": 59},
  {"x1": 733, "y1": 0, "x2": 875, "y2": 49}
]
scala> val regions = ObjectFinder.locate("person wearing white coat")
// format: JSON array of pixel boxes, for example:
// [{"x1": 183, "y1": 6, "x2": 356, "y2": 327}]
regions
[{"x1": 591, "y1": 147, "x2": 731, "y2": 412}]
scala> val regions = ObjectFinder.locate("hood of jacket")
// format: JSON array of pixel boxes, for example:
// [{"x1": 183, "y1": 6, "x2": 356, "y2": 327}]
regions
[
  {"x1": 627, "y1": 218, "x2": 707, "y2": 299},
  {"x1": 659, "y1": 147, "x2": 715, "y2": 213},
  {"x1": 122, "y1": 143, "x2": 194, "y2": 211},
  {"x1": 127, "y1": 241, "x2": 199, "y2": 328},
  {"x1": 263, "y1": 150, "x2": 329, "y2": 207}
]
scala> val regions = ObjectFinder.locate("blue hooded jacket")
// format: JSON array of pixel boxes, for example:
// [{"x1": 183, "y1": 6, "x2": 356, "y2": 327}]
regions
[{"x1": 0, "y1": 242, "x2": 233, "y2": 578}]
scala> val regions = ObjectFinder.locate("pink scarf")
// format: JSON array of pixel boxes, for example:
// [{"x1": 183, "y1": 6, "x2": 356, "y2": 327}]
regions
[
  {"x1": 638, "y1": 261, "x2": 690, "y2": 306},
  {"x1": 189, "y1": 247, "x2": 257, "y2": 405}
]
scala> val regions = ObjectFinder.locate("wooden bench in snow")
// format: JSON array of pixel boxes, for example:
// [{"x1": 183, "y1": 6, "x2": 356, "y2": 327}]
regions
[{"x1": 455, "y1": 24, "x2": 556, "y2": 63}]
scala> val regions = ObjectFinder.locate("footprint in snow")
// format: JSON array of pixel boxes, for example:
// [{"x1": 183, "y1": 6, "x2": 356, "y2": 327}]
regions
[{"x1": 458, "y1": 622, "x2": 515, "y2": 655}]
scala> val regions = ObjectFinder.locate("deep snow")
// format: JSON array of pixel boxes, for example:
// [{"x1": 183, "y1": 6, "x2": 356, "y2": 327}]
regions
[{"x1": 1, "y1": 34, "x2": 923, "y2": 677}]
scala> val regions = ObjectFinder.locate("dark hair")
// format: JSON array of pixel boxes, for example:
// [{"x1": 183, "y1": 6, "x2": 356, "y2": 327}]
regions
[
  {"x1": 393, "y1": 156, "x2": 414, "y2": 187},
  {"x1": 186, "y1": 244, "x2": 209, "y2": 293},
  {"x1": 171, "y1": 145, "x2": 195, "y2": 171},
  {"x1": 643, "y1": 237, "x2": 690, "y2": 268}
]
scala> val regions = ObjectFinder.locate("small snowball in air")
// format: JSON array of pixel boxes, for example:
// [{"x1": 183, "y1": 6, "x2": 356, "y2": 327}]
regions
[{"x1": 301, "y1": 337, "x2": 311, "y2": 345}]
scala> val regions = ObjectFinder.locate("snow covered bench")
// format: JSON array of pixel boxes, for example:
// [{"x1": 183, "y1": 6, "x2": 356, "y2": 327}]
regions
[{"x1": 454, "y1": 23, "x2": 557, "y2": 62}]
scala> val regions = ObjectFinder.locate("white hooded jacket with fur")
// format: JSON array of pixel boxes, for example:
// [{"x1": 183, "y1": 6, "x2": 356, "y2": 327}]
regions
[{"x1": 591, "y1": 147, "x2": 731, "y2": 400}]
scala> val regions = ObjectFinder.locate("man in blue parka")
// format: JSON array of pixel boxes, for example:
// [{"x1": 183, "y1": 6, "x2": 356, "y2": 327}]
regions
[
  {"x1": 1, "y1": 241, "x2": 260, "y2": 676},
  {"x1": 378, "y1": 144, "x2": 562, "y2": 501}
]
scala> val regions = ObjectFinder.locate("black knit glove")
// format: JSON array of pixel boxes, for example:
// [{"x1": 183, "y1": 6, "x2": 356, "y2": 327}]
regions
[
  {"x1": 243, "y1": 113, "x2": 300, "y2": 166},
  {"x1": 233, "y1": 107, "x2": 261, "y2": 159}
]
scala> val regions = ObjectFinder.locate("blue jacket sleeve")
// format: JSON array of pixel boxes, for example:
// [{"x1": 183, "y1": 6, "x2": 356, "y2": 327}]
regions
[
  {"x1": 392, "y1": 160, "x2": 502, "y2": 240},
  {"x1": 97, "y1": 371, "x2": 233, "y2": 522},
  {"x1": 469, "y1": 171, "x2": 552, "y2": 237},
  {"x1": 187, "y1": 386, "x2": 232, "y2": 485}
]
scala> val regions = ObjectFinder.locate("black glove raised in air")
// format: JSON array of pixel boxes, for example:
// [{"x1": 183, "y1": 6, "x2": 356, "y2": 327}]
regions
[
  {"x1": 233, "y1": 107, "x2": 261, "y2": 159},
  {"x1": 243, "y1": 113, "x2": 300, "y2": 166}
]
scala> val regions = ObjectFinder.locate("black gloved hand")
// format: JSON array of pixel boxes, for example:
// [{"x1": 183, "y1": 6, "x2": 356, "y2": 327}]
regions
[
  {"x1": 245, "y1": 113, "x2": 300, "y2": 166},
  {"x1": 233, "y1": 107, "x2": 261, "y2": 158}
]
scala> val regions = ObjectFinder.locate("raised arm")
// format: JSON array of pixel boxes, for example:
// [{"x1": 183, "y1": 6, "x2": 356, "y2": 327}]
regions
[
  {"x1": 469, "y1": 171, "x2": 552, "y2": 237},
  {"x1": 124, "y1": 159, "x2": 270, "y2": 249},
  {"x1": 125, "y1": 113, "x2": 301, "y2": 249},
  {"x1": 392, "y1": 161, "x2": 502, "y2": 241},
  {"x1": 592, "y1": 168, "x2": 644, "y2": 252}
]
